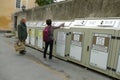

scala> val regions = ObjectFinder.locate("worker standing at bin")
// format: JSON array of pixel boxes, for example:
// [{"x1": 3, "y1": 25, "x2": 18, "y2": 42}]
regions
[
  {"x1": 43, "y1": 19, "x2": 64, "y2": 59},
  {"x1": 17, "y1": 18, "x2": 27, "y2": 55}
]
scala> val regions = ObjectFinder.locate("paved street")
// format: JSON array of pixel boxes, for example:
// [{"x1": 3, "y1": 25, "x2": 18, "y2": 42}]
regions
[{"x1": 0, "y1": 34, "x2": 113, "y2": 80}]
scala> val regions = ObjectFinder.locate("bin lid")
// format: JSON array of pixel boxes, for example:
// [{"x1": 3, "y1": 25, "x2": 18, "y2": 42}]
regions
[
  {"x1": 26, "y1": 21, "x2": 38, "y2": 27},
  {"x1": 53, "y1": 21, "x2": 72, "y2": 29},
  {"x1": 36, "y1": 22, "x2": 43, "y2": 27},
  {"x1": 70, "y1": 20, "x2": 87, "y2": 26},
  {"x1": 70, "y1": 18, "x2": 120, "y2": 29}
]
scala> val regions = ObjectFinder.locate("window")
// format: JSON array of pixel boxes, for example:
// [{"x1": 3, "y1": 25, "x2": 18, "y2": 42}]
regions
[{"x1": 16, "y1": 0, "x2": 21, "y2": 8}]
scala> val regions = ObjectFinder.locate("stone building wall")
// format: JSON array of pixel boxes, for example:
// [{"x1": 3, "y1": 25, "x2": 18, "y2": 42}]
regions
[{"x1": 14, "y1": 0, "x2": 120, "y2": 22}]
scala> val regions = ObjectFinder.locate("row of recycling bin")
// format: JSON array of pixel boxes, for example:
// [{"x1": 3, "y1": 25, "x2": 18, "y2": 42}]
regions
[{"x1": 25, "y1": 18, "x2": 120, "y2": 79}]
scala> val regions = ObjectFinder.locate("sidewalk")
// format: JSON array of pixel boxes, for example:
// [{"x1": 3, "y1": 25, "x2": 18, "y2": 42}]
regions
[
  {"x1": 3, "y1": 35, "x2": 112, "y2": 80},
  {"x1": 25, "y1": 46, "x2": 112, "y2": 80}
]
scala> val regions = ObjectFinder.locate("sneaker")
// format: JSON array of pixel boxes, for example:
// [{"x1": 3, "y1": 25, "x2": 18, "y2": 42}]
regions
[
  {"x1": 49, "y1": 56, "x2": 52, "y2": 59},
  {"x1": 49, "y1": 57, "x2": 52, "y2": 60},
  {"x1": 43, "y1": 55, "x2": 46, "y2": 59},
  {"x1": 19, "y1": 50, "x2": 26, "y2": 55}
]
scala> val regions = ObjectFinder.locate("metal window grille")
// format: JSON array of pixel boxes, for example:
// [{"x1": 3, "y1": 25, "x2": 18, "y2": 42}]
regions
[{"x1": 16, "y1": 0, "x2": 21, "y2": 8}]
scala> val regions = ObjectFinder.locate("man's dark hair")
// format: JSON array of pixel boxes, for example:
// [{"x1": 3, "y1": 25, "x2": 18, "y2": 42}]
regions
[{"x1": 46, "y1": 19, "x2": 52, "y2": 25}]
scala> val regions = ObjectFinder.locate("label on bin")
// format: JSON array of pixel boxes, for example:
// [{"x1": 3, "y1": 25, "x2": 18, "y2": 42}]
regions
[
  {"x1": 92, "y1": 33, "x2": 111, "y2": 52},
  {"x1": 71, "y1": 32, "x2": 83, "y2": 47},
  {"x1": 99, "y1": 20, "x2": 116, "y2": 27},
  {"x1": 71, "y1": 20, "x2": 86, "y2": 26},
  {"x1": 85, "y1": 20, "x2": 101, "y2": 27}
]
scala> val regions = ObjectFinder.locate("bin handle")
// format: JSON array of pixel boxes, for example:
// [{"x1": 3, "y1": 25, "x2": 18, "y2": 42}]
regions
[
  {"x1": 55, "y1": 40, "x2": 56, "y2": 45},
  {"x1": 87, "y1": 46, "x2": 89, "y2": 51}
]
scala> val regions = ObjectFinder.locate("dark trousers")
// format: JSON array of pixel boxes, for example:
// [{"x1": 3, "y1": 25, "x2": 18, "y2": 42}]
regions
[{"x1": 44, "y1": 40, "x2": 53, "y2": 59}]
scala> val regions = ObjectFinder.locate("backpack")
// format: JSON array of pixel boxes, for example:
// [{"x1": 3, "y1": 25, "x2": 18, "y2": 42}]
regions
[{"x1": 43, "y1": 26, "x2": 51, "y2": 42}]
